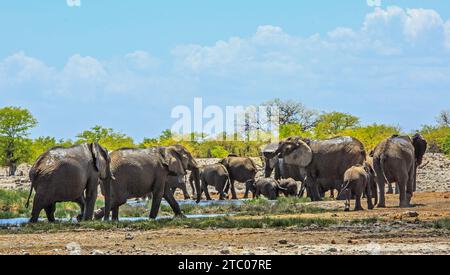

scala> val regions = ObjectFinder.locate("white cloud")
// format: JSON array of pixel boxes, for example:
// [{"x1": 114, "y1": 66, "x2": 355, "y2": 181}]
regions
[
  {"x1": 66, "y1": 0, "x2": 81, "y2": 7},
  {"x1": 125, "y1": 51, "x2": 160, "y2": 70}
]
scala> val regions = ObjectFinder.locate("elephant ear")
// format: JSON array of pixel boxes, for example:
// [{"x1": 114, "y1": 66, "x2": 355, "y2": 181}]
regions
[
  {"x1": 164, "y1": 149, "x2": 186, "y2": 176},
  {"x1": 91, "y1": 142, "x2": 108, "y2": 179},
  {"x1": 412, "y1": 134, "x2": 427, "y2": 166},
  {"x1": 283, "y1": 140, "x2": 313, "y2": 167}
]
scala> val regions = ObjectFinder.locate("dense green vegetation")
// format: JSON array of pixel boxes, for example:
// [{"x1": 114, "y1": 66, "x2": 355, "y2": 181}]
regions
[{"x1": 0, "y1": 103, "x2": 448, "y2": 175}]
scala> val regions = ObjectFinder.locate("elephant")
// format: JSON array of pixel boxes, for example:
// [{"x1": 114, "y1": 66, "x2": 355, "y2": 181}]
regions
[
  {"x1": 364, "y1": 156, "x2": 378, "y2": 205},
  {"x1": 271, "y1": 136, "x2": 366, "y2": 201},
  {"x1": 262, "y1": 143, "x2": 305, "y2": 182},
  {"x1": 372, "y1": 134, "x2": 427, "y2": 208},
  {"x1": 337, "y1": 164, "x2": 374, "y2": 211},
  {"x1": 190, "y1": 163, "x2": 230, "y2": 200},
  {"x1": 219, "y1": 156, "x2": 258, "y2": 199},
  {"x1": 26, "y1": 143, "x2": 113, "y2": 223},
  {"x1": 95, "y1": 145, "x2": 201, "y2": 221},
  {"x1": 168, "y1": 175, "x2": 193, "y2": 200},
  {"x1": 278, "y1": 178, "x2": 298, "y2": 197},
  {"x1": 245, "y1": 178, "x2": 287, "y2": 200}
]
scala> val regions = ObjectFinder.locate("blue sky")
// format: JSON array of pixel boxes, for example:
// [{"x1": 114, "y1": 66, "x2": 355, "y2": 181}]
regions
[{"x1": 1, "y1": 0, "x2": 449, "y2": 140}]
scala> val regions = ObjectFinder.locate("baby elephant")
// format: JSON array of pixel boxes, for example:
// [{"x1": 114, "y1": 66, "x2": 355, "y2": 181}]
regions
[
  {"x1": 245, "y1": 178, "x2": 287, "y2": 200},
  {"x1": 278, "y1": 178, "x2": 299, "y2": 197},
  {"x1": 191, "y1": 163, "x2": 230, "y2": 200},
  {"x1": 338, "y1": 164, "x2": 374, "y2": 211}
]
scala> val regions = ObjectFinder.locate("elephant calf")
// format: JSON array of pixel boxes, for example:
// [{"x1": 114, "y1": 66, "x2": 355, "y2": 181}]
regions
[
  {"x1": 278, "y1": 178, "x2": 298, "y2": 197},
  {"x1": 338, "y1": 165, "x2": 374, "y2": 211},
  {"x1": 245, "y1": 178, "x2": 287, "y2": 200},
  {"x1": 191, "y1": 164, "x2": 230, "y2": 201}
]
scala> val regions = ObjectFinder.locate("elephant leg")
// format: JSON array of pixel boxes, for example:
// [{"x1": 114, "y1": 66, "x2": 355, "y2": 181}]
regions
[
  {"x1": 395, "y1": 183, "x2": 400, "y2": 195},
  {"x1": 406, "y1": 166, "x2": 415, "y2": 206},
  {"x1": 83, "y1": 180, "x2": 98, "y2": 221},
  {"x1": 44, "y1": 203, "x2": 56, "y2": 223},
  {"x1": 112, "y1": 206, "x2": 120, "y2": 221},
  {"x1": 230, "y1": 179, "x2": 238, "y2": 200},
  {"x1": 354, "y1": 194, "x2": 364, "y2": 211},
  {"x1": 163, "y1": 191, "x2": 184, "y2": 218},
  {"x1": 29, "y1": 194, "x2": 44, "y2": 223},
  {"x1": 344, "y1": 190, "x2": 351, "y2": 212},
  {"x1": 149, "y1": 182, "x2": 164, "y2": 219},
  {"x1": 243, "y1": 186, "x2": 249, "y2": 199},
  {"x1": 203, "y1": 183, "x2": 212, "y2": 201},
  {"x1": 74, "y1": 197, "x2": 85, "y2": 222},
  {"x1": 180, "y1": 183, "x2": 191, "y2": 200}
]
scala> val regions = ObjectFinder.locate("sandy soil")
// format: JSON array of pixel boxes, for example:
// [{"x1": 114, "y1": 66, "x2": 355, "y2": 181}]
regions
[{"x1": 1, "y1": 192, "x2": 449, "y2": 255}]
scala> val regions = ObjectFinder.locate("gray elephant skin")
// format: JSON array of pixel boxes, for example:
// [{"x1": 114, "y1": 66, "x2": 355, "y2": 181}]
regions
[
  {"x1": 372, "y1": 134, "x2": 427, "y2": 208},
  {"x1": 278, "y1": 178, "x2": 299, "y2": 197},
  {"x1": 191, "y1": 163, "x2": 230, "y2": 200},
  {"x1": 219, "y1": 156, "x2": 258, "y2": 199},
  {"x1": 245, "y1": 178, "x2": 287, "y2": 200},
  {"x1": 168, "y1": 175, "x2": 193, "y2": 200},
  {"x1": 273, "y1": 136, "x2": 367, "y2": 201},
  {"x1": 95, "y1": 145, "x2": 201, "y2": 221},
  {"x1": 26, "y1": 143, "x2": 112, "y2": 223},
  {"x1": 337, "y1": 164, "x2": 374, "y2": 211},
  {"x1": 263, "y1": 143, "x2": 304, "y2": 182}
]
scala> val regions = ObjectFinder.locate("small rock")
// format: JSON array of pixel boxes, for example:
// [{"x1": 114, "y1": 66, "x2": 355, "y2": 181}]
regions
[
  {"x1": 91, "y1": 250, "x2": 105, "y2": 255},
  {"x1": 405, "y1": 211, "x2": 419, "y2": 218},
  {"x1": 278, "y1": 240, "x2": 288, "y2": 245},
  {"x1": 23, "y1": 252, "x2": 30, "y2": 255},
  {"x1": 220, "y1": 248, "x2": 231, "y2": 255},
  {"x1": 125, "y1": 233, "x2": 134, "y2": 240},
  {"x1": 242, "y1": 251, "x2": 256, "y2": 255},
  {"x1": 327, "y1": 248, "x2": 338, "y2": 253},
  {"x1": 331, "y1": 240, "x2": 336, "y2": 244}
]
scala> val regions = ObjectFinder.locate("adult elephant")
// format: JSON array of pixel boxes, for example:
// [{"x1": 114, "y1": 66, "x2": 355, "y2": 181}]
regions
[
  {"x1": 219, "y1": 156, "x2": 258, "y2": 199},
  {"x1": 95, "y1": 145, "x2": 201, "y2": 221},
  {"x1": 372, "y1": 134, "x2": 427, "y2": 208},
  {"x1": 26, "y1": 143, "x2": 113, "y2": 223},
  {"x1": 272, "y1": 136, "x2": 366, "y2": 201},
  {"x1": 262, "y1": 142, "x2": 304, "y2": 181}
]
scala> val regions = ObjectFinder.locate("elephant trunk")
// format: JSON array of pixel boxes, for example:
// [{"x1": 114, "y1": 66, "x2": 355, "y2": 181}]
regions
[
  {"x1": 190, "y1": 167, "x2": 202, "y2": 203},
  {"x1": 102, "y1": 178, "x2": 112, "y2": 221}
]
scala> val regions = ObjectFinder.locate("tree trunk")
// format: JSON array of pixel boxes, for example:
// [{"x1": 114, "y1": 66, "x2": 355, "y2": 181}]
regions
[{"x1": 8, "y1": 162, "x2": 17, "y2": 176}]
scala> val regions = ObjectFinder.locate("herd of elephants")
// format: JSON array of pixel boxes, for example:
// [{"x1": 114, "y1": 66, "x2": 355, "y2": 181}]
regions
[{"x1": 24, "y1": 134, "x2": 428, "y2": 223}]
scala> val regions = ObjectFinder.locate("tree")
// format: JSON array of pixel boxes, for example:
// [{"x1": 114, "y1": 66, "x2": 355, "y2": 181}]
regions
[
  {"x1": 0, "y1": 107, "x2": 38, "y2": 175},
  {"x1": 76, "y1": 125, "x2": 135, "y2": 151},
  {"x1": 437, "y1": 110, "x2": 450, "y2": 127},
  {"x1": 314, "y1": 112, "x2": 360, "y2": 138},
  {"x1": 443, "y1": 131, "x2": 450, "y2": 156},
  {"x1": 339, "y1": 124, "x2": 401, "y2": 151},
  {"x1": 263, "y1": 99, "x2": 318, "y2": 130},
  {"x1": 209, "y1": 146, "x2": 229, "y2": 158}
]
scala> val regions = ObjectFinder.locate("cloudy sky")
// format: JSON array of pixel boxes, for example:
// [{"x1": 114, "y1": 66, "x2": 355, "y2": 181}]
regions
[{"x1": 1, "y1": 0, "x2": 449, "y2": 140}]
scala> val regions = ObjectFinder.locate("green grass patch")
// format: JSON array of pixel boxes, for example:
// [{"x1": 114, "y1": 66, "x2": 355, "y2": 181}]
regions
[
  {"x1": 432, "y1": 218, "x2": 450, "y2": 230},
  {"x1": 0, "y1": 216, "x2": 339, "y2": 234}
]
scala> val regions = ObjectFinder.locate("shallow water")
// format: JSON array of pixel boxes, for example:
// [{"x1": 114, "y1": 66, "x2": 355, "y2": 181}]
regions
[
  {"x1": 0, "y1": 214, "x2": 233, "y2": 227},
  {"x1": 128, "y1": 199, "x2": 250, "y2": 208}
]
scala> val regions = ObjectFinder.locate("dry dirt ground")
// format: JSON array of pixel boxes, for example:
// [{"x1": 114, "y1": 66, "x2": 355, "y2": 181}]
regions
[{"x1": 0, "y1": 192, "x2": 449, "y2": 255}]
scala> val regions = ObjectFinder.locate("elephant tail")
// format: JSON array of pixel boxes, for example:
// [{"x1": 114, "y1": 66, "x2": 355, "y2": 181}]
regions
[{"x1": 25, "y1": 184, "x2": 34, "y2": 209}]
